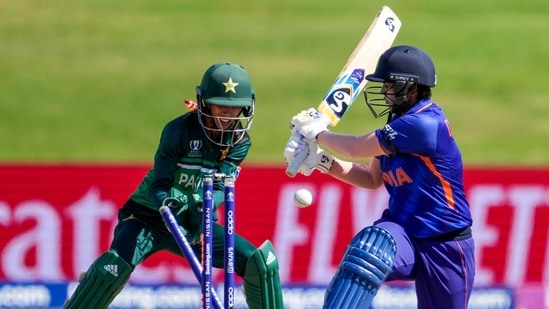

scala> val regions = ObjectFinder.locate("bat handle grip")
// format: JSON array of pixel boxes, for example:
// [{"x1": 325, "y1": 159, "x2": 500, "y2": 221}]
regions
[{"x1": 285, "y1": 148, "x2": 309, "y2": 178}]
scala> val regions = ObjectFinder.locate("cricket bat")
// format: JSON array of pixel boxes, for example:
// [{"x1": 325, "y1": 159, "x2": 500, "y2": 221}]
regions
[{"x1": 286, "y1": 6, "x2": 401, "y2": 177}]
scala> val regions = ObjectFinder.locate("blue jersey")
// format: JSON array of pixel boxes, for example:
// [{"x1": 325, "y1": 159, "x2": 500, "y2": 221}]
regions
[{"x1": 375, "y1": 99, "x2": 472, "y2": 238}]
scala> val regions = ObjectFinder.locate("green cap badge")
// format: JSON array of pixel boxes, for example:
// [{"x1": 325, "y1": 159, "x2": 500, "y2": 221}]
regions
[{"x1": 199, "y1": 62, "x2": 254, "y2": 107}]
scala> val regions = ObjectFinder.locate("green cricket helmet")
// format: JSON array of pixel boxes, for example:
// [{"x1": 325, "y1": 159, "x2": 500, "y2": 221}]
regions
[
  {"x1": 196, "y1": 62, "x2": 255, "y2": 147},
  {"x1": 363, "y1": 45, "x2": 436, "y2": 118}
]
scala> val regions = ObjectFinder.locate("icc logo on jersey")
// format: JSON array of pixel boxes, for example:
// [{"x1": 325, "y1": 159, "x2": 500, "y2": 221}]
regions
[
  {"x1": 190, "y1": 140, "x2": 202, "y2": 151},
  {"x1": 188, "y1": 140, "x2": 203, "y2": 158}
]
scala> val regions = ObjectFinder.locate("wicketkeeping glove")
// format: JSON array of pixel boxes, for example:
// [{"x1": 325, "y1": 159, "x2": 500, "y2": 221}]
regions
[
  {"x1": 188, "y1": 223, "x2": 202, "y2": 245},
  {"x1": 162, "y1": 188, "x2": 207, "y2": 245},
  {"x1": 183, "y1": 193, "x2": 204, "y2": 245},
  {"x1": 290, "y1": 108, "x2": 330, "y2": 140},
  {"x1": 162, "y1": 196, "x2": 188, "y2": 213}
]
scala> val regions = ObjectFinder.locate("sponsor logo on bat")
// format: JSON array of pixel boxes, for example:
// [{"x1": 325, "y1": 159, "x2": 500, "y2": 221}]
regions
[
  {"x1": 324, "y1": 68, "x2": 365, "y2": 118},
  {"x1": 385, "y1": 17, "x2": 396, "y2": 32},
  {"x1": 325, "y1": 87, "x2": 351, "y2": 117}
]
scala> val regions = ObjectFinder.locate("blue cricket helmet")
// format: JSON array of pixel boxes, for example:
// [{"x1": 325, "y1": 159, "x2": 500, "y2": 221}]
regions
[{"x1": 366, "y1": 45, "x2": 437, "y2": 87}]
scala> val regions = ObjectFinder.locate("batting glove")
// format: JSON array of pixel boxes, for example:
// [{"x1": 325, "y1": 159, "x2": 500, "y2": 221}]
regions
[
  {"x1": 290, "y1": 108, "x2": 330, "y2": 140},
  {"x1": 284, "y1": 133, "x2": 307, "y2": 164},
  {"x1": 303, "y1": 140, "x2": 334, "y2": 174},
  {"x1": 284, "y1": 133, "x2": 333, "y2": 176},
  {"x1": 284, "y1": 133, "x2": 314, "y2": 176}
]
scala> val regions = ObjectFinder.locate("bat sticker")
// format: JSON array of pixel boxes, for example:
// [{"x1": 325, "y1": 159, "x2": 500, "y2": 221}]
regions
[
  {"x1": 385, "y1": 17, "x2": 397, "y2": 32},
  {"x1": 325, "y1": 86, "x2": 352, "y2": 116},
  {"x1": 323, "y1": 68, "x2": 365, "y2": 117}
]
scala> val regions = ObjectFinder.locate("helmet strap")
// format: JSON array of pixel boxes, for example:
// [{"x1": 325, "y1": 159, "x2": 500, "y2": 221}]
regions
[
  {"x1": 385, "y1": 111, "x2": 393, "y2": 125},
  {"x1": 390, "y1": 81, "x2": 415, "y2": 115}
]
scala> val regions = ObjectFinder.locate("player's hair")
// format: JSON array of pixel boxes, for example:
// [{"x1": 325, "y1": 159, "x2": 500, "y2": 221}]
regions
[{"x1": 417, "y1": 85, "x2": 432, "y2": 101}]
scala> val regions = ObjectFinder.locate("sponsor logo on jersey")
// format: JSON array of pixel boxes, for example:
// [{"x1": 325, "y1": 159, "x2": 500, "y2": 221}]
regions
[{"x1": 383, "y1": 124, "x2": 398, "y2": 140}]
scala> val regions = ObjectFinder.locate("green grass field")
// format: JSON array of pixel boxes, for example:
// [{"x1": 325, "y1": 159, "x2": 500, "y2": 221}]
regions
[{"x1": 1, "y1": 0, "x2": 547, "y2": 165}]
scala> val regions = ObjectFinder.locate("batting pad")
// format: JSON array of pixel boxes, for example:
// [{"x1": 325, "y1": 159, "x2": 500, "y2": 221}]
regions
[
  {"x1": 323, "y1": 226, "x2": 396, "y2": 309},
  {"x1": 243, "y1": 240, "x2": 285, "y2": 309},
  {"x1": 64, "y1": 250, "x2": 132, "y2": 309}
]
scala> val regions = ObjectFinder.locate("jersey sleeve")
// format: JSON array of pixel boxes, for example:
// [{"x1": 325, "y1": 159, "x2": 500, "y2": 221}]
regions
[
  {"x1": 376, "y1": 114, "x2": 439, "y2": 155},
  {"x1": 148, "y1": 120, "x2": 185, "y2": 208}
]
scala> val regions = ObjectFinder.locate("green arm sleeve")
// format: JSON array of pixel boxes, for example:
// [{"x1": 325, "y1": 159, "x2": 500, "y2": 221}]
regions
[{"x1": 149, "y1": 121, "x2": 184, "y2": 208}]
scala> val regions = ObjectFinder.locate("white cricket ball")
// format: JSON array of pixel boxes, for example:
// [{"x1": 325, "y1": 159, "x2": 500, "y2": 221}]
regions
[{"x1": 294, "y1": 189, "x2": 313, "y2": 208}]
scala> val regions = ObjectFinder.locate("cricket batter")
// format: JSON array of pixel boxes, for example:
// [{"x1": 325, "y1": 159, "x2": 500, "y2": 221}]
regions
[
  {"x1": 65, "y1": 62, "x2": 284, "y2": 308},
  {"x1": 285, "y1": 45, "x2": 475, "y2": 308}
]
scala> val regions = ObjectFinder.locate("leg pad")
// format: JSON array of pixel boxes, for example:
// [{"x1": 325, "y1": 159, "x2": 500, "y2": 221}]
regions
[
  {"x1": 64, "y1": 250, "x2": 132, "y2": 309},
  {"x1": 323, "y1": 226, "x2": 396, "y2": 308},
  {"x1": 243, "y1": 240, "x2": 284, "y2": 309}
]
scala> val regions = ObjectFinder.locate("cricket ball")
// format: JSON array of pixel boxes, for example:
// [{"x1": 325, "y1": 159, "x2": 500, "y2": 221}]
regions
[{"x1": 294, "y1": 189, "x2": 313, "y2": 208}]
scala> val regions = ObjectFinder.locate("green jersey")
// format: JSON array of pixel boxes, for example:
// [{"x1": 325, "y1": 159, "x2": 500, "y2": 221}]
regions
[{"x1": 130, "y1": 111, "x2": 251, "y2": 210}]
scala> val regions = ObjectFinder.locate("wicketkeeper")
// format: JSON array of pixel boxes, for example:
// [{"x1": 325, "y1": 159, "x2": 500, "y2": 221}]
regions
[{"x1": 64, "y1": 62, "x2": 284, "y2": 309}]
